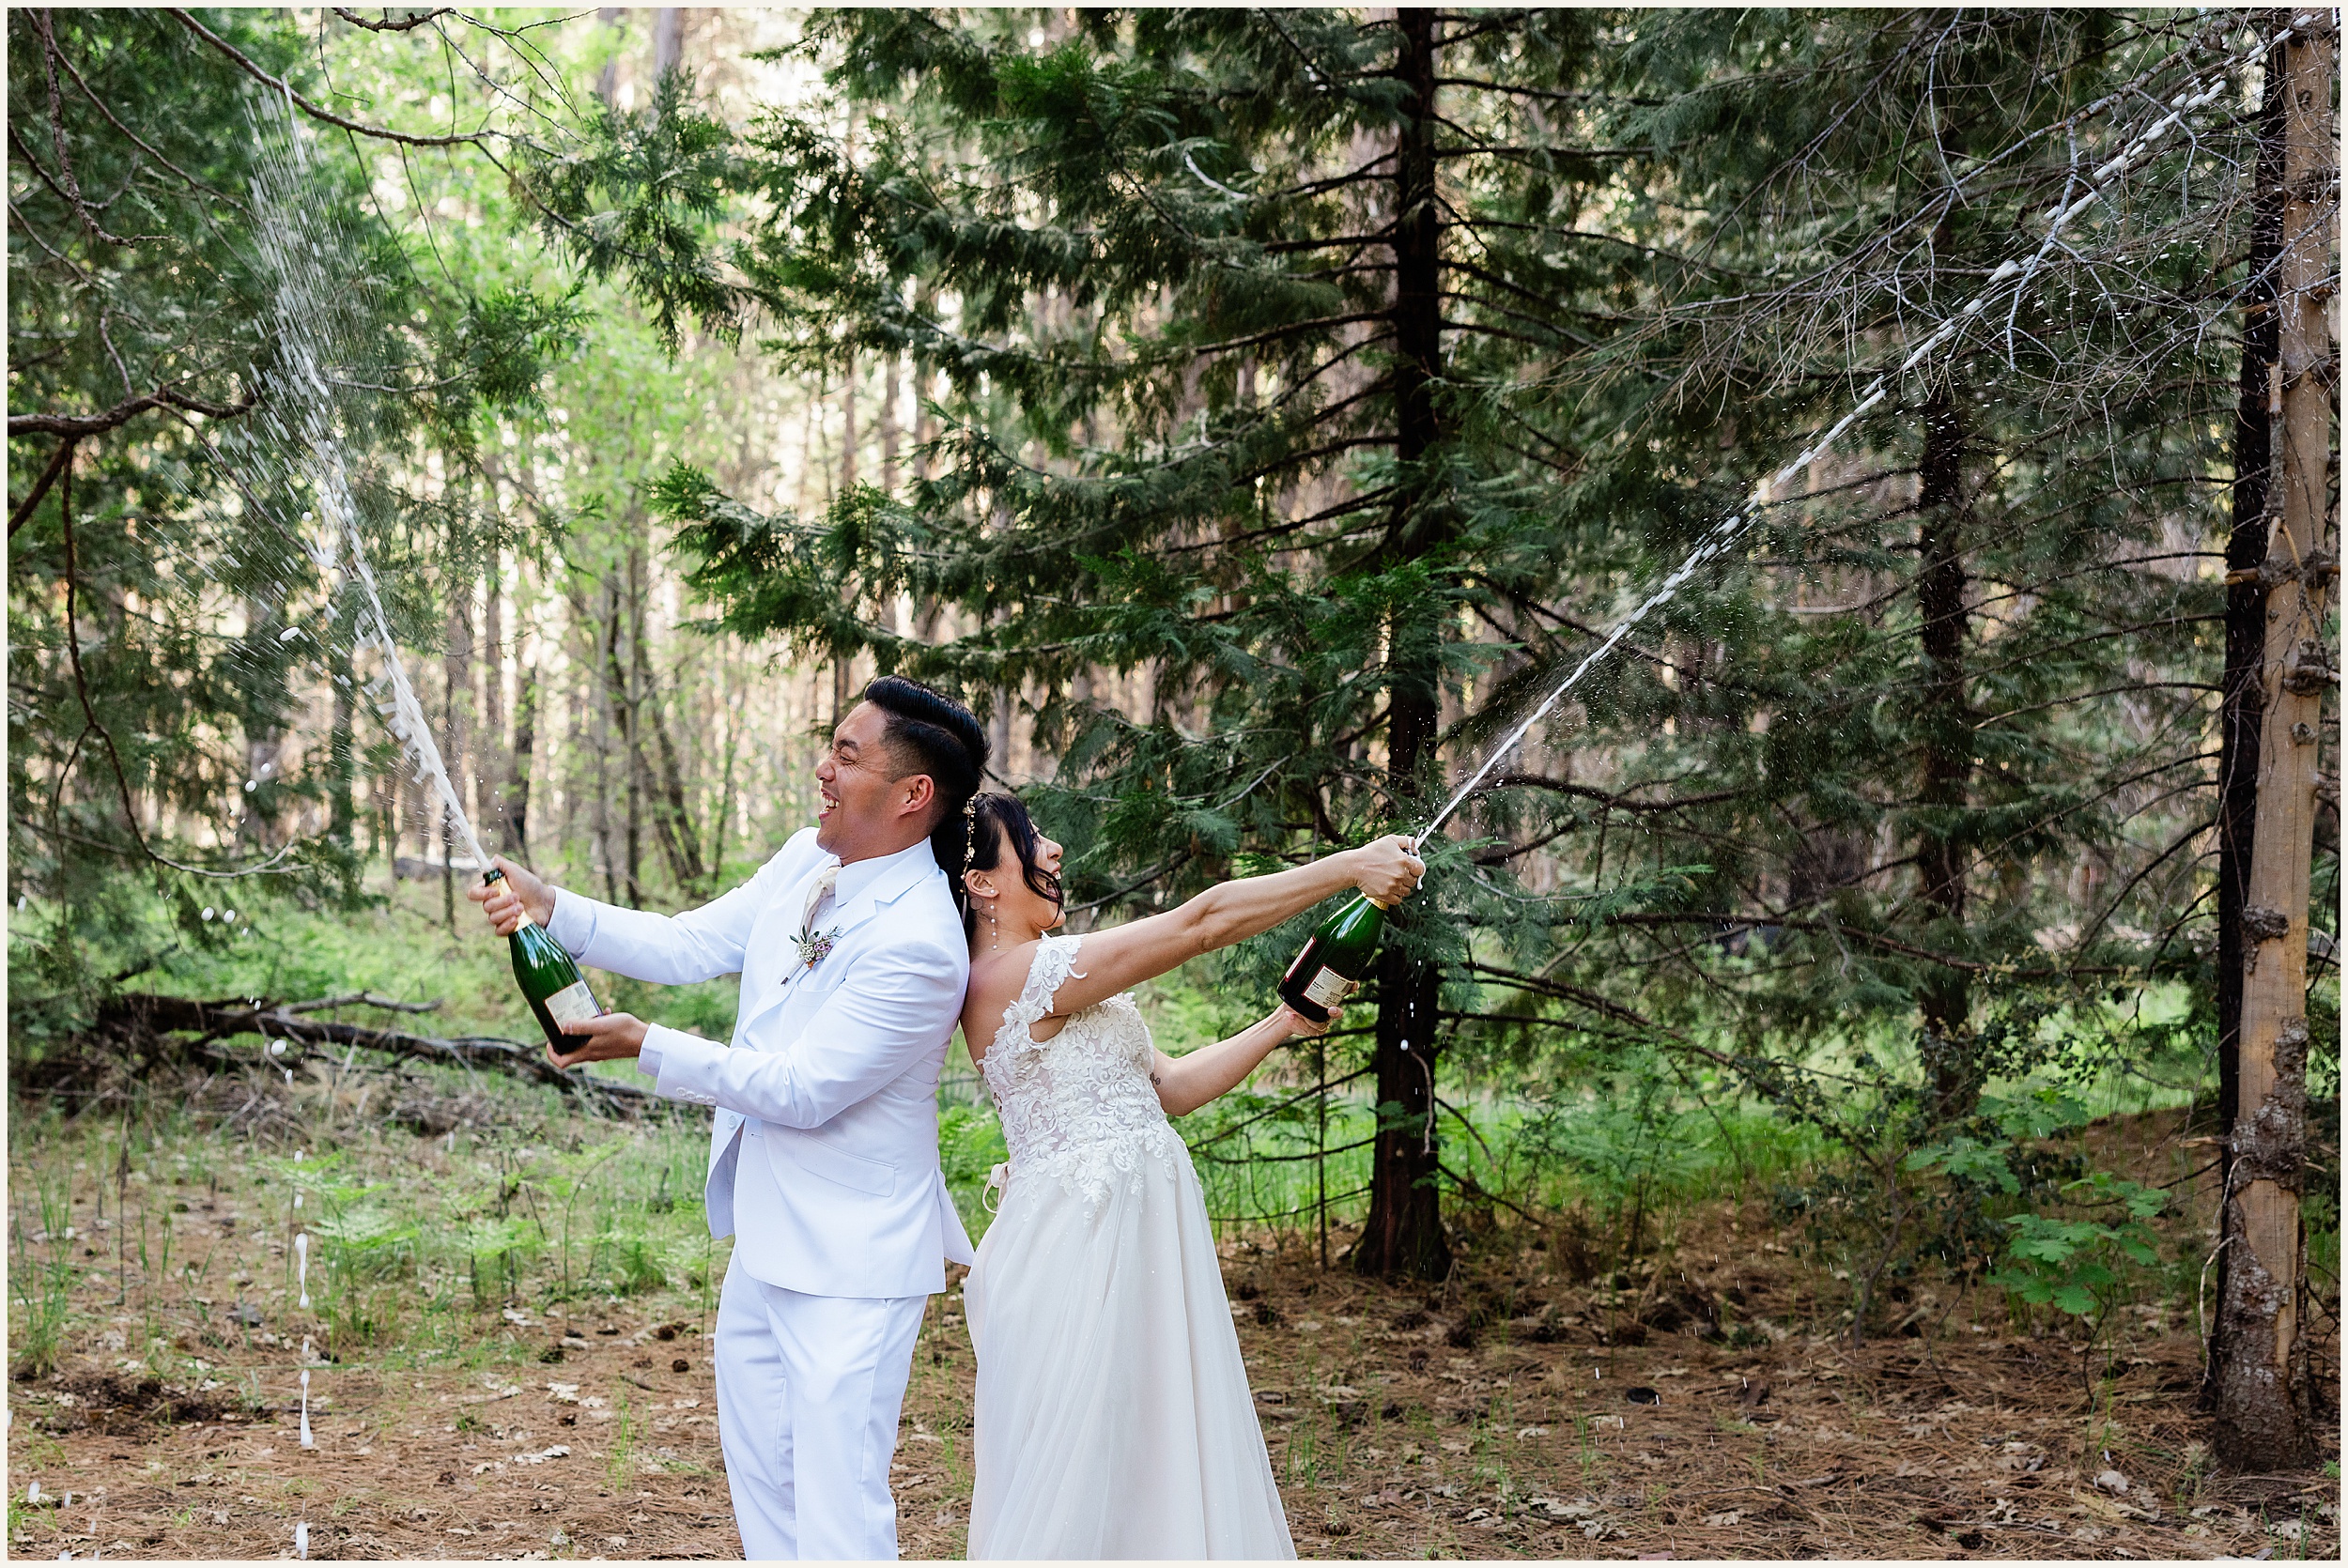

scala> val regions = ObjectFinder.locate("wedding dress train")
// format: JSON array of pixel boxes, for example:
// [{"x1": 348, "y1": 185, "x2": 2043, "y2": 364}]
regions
[{"x1": 964, "y1": 933, "x2": 1296, "y2": 1560}]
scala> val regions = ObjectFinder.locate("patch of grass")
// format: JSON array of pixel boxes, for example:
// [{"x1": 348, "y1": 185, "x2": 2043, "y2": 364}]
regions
[
  {"x1": 606, "y1": 1388, "x2": 639, "y2": 1492},
  {"x1": 9, "y1": 1159, "x2": 80, "y2": 1379}
]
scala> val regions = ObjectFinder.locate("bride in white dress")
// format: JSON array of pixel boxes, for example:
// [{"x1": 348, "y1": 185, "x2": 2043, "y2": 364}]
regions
[{"x1": 952, "y1": 793, "x2": 1423, "y2": 1559}]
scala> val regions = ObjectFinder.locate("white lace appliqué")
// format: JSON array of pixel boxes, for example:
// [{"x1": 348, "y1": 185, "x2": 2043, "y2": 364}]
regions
[{"x1": 978, "y1": 933, "x2": 1189, "y2": 1218}]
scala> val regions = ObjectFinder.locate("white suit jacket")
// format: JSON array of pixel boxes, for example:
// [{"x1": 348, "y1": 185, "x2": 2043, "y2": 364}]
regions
[{"x1": 546, "y1": 828, "x2": 977, "y2": 1299}]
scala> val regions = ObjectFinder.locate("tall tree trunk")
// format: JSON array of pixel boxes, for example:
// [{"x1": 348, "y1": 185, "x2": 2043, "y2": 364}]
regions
[
  {"x1": 608, "y1": 559, "x2": 645, "y2": 907},
  {"x1": 594, "y1": 573, "x2": 624, "y2": 906},
  {"x1": 1915, "y1": 389, "x2": 1974, "y2": 1117},
  {"x1": 913, "y1": 327, "x2": 937, "y2": 485},
  {"x1": 2213, "y1": 11, "x2": 2331, "y2": 1473},
  {"x1": 328, "y1": 639, "x2": 356, "y2": 846},
  {"x1": 2205, "y1": 16, "x2": 2288, "y2": 1411},
  {"x1": 239, "y1": 593, "x2": 285, "y2": 854},
  {"x1": 634, "y1": 607, "x2": 708, "y2": 894},
  {"x1": 710, "y1": 672, "x2": 739, "y2": 884},
  {"x1": 879, "y1": 353, "x2": 901, "y2": 493},
  {"x1": 595, "y1": 5, "x2": 625, "y2": 102},
  {"x1": 842, "y1": 347, "x2": 859, "y2": 492},
  {"x1": 1355, "y1": 8, "x2": 1450, "y2": 1283},
  {"x1": 652, "y1": 7, "x2": 682, "y2": 77},
  {"x1": 385, "y1": 758, "x2": 403, "y2": 876},
  {"x1": 507, "y1": 656, "x2": 535, "y2": 860}
]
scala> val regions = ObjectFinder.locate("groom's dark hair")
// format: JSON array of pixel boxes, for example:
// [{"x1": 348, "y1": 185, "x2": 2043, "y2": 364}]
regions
[{"x1": 861, "y1": 674, "x2": 989, "y2": 875}]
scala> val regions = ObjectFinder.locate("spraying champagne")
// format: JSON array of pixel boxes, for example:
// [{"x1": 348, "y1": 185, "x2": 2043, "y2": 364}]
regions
[{"x1": 258, "y1": 96, "x2": 600, "y2": 1061}]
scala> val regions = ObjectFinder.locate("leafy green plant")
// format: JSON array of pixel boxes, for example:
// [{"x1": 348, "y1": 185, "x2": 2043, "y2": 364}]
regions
[
  {"x1": 1901, "y1": 1085, "x2": 2099, "y2": 1276},
  {"x1": 603, "y1": 1233, "x2": 669, "y2": 1296},
  {"x1": 1905, "y1": 1087, "x2": 2095, "y2": 1192},
  {"x1": 1991, "y1": 1171, "x2": 2167, "y2": 1322},
  {"x1": 458, "y1": 1215, "x2": 540, "y2": 1307}
]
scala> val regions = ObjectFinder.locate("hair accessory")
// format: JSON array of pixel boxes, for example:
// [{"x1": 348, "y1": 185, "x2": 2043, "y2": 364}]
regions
[{"x1": 963, "y1": 792, "x2": 981, "y2": 872}]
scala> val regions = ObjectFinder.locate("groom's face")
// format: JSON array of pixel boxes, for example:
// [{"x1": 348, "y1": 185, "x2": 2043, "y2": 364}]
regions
[{"x1": 814, "y1": 701, "x2": 935, "y2": 859}]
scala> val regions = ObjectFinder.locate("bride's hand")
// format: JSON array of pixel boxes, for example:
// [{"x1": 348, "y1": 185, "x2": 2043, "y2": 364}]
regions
[
  {"x1": 1275, "y1": 1004, "x2": 1339, "y2": 1039},
  {"x1": 1350, "y1": 834, "x2": 1426, "y2": 904}
]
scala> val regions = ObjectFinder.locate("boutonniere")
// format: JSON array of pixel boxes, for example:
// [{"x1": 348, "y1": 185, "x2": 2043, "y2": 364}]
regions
[{"x1": 791, "y1": 922, "x2": 842, "y2": 970}]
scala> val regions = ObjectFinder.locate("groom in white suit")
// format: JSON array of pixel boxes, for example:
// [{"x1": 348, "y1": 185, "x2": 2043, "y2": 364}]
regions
[{"x1": 471, "y1": 676, "x2": 988, "y2": 1560}]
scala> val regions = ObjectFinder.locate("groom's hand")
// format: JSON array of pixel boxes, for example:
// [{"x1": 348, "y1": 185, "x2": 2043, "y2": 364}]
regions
[
  {"x1": 469, "y1": 855, "x2": 555, "y2": 936},
  {"x1": 551, "y1": 1011, "x2": 648, "y2": 1069}
]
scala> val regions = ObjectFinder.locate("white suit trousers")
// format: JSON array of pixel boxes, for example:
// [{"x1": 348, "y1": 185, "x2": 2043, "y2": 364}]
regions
[{"x1": 715, "y1": 1252, "x2": 927, "y2": 1560}]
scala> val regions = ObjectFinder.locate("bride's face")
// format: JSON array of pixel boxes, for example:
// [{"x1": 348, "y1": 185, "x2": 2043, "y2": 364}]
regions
[{"x1": 976, "y1": 822, "x2": 1066, "y2": 935}]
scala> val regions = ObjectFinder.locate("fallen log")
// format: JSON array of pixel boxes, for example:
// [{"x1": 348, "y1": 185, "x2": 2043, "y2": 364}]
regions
[{"x1": 94, "y1": 992, "x2": 671, "y2": 1115}]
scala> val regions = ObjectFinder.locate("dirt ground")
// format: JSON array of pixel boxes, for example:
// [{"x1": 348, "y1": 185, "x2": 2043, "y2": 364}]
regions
[{"x1": 9, "y1": 1193, "x2": 2339, "y2": 1561}]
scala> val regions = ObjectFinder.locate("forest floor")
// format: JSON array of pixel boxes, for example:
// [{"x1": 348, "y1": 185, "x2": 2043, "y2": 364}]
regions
[{"x1": 8, "y1": 1112, "x2": 2338, "y2": 1562}]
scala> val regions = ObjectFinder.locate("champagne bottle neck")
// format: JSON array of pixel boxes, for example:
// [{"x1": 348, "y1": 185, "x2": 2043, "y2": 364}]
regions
[
  {"x1": 1363, "y1": 892, "x2": 1393, "y2": 911},
  {"x1": 484, "y1": 867, "x2": 534, "y2": 930}
]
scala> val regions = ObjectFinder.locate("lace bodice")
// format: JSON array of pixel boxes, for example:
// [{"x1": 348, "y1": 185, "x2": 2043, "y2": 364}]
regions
[{"x1": 978, "y1": 935, "x2": 1190, "y2": 1216}]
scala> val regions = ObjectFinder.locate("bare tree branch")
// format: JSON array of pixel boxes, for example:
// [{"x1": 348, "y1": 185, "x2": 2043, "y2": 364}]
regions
[
  {"x1": 9, "y1": 383, "x2": 256, "y2": 439},
  {"x1": 165, "y1": 8, "x2": 494, "y2": 148},
  {"x1": 330, "y1": 7, "x2": 456, "y2": 33}
]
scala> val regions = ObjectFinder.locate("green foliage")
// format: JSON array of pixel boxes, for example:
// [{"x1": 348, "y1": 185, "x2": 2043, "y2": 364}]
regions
[
  {"x1": 522, "y1": 69, "x2": 751, "y2": 351},
  {"x1": 430, "y1": 285, "x2": 592, "y2": 433},
  {"x1": 1991, "y1": 1172, "x2": 2169, "y2": 1323},
  {"x1": 1906, "y1": 1088, "x2": 2095, "y2": 1195},
  {"x1": 938, "y1": 1101, "x2": 1010, "y2": 1232},
  {"x1": 8, "y1": 8, "x2": 808, "y2": 1026},
  {"x1": 5, "y1": 8, "x2": 587, "y2": 993},
  {"x1": 8, "y1": 12, "x2": 2330, "y2": 1367}
]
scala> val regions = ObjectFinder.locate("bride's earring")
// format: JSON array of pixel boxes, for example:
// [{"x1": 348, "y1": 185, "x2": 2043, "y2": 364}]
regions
[{"x1": 986, "y1": 901, "x2": 1001, "y2": 952}]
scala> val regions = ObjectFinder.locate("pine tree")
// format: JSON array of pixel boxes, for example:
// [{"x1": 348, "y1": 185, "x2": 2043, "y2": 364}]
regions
[{"x1": 667, "y1": 7, "x2": 1669, "y2": 1277}]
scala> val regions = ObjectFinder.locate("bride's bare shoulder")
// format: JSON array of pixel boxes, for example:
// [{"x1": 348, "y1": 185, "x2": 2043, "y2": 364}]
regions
[{"x1": 960, "y1": 940, "x2": 1045, "y2": 1064}]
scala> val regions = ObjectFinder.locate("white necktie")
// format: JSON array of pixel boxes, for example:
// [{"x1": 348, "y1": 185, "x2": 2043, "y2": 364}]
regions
[
  {"x1": 802, "y1": 860, "x2": 842, "y2": 929},
  {"x1": 783, "y1": 861, "x2": 843, "y2": 992}
]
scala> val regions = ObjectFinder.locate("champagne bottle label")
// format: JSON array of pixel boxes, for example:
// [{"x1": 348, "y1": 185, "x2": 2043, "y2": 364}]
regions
[
  {"x1": 1302, "y1": 966, "x2": 1357, "y2": 1009},
  {"x1": 544, "y1": 980, "x2": 600, "y2": 1027}
]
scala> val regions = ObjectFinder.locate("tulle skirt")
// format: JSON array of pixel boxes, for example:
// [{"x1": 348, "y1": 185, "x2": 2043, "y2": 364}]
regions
[{"x1": 964, "y1": 1146, "x2": 1295, "y2": 1560}]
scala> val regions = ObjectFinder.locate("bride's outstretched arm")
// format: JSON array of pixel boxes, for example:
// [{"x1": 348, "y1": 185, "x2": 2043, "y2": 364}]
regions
[
  {"x1": 1152, "y1": 1006, "x2": 1333, "y2": 1118},
  {"x1": 1039, "y1": 834, "x2": 1423, "y2": 1019}
]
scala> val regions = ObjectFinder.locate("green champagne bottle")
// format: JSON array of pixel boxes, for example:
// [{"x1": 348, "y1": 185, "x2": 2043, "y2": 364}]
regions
[
  {"x1": 1278, "y1": 891, "x2": 1390, "y2": 1024},
  {"x1": 485, "y1": 869, "x2": 604, "y2": 1052}
]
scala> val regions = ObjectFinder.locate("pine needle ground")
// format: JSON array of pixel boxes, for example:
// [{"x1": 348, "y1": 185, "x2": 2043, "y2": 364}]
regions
[{"x1": 8, "y1": 1060, "x2": 2336, "y2": 1560}]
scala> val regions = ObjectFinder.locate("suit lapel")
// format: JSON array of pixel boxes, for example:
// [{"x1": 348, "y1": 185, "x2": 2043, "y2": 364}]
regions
[{"x1": 734, "y1": 848, "x2": 937, "y2": 1040}]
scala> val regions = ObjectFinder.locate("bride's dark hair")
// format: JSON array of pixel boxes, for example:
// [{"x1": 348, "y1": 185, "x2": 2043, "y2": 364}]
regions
[{"x1": 962, "y1": 792, "x2": 1061, "y2": 936}]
